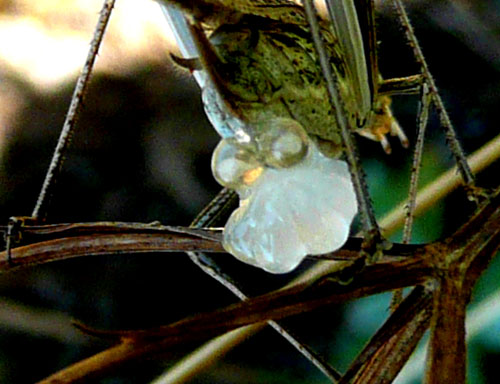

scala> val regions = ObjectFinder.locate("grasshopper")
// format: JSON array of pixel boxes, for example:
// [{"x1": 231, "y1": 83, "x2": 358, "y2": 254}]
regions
[{"x1": 157, "y1": 0, "x2": 417, "y2": 272}]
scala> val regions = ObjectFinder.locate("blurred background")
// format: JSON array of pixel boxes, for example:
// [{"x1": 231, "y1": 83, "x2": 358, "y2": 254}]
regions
[{"x1": 0, "y1": 0, "x2": 499, "y2": 382}]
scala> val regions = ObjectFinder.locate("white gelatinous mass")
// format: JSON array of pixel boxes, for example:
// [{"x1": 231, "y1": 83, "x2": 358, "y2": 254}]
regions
[{"x1": 212, "y1": 128, "x2": 358, "y2": 274}]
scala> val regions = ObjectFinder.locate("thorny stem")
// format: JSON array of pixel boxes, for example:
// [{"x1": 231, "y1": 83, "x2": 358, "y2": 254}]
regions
[
  {"x1": 399, "y1": 287, "x2": 500, "y2": 384},
  {"x1": 301, "y1": 0, "x2": 380, "y2": 238},
  {"x1": 0, "y1": 223, "x2": 414, "y2": 274},
  {"x1": 391, "y1": 0, "x2": 475, "y2": 187},
  {"x1": 31, "y1": 0, "x2": 116, "y2": 220},
  {"x1": 0, "y1": 231, "x2": 225, "y2": 273},
  {"x1": 425, "y1": 277, "x2": 467, "y2": 384},
  {"x1": 37, "y1": 254, "x2": 430, "y2": 384}
]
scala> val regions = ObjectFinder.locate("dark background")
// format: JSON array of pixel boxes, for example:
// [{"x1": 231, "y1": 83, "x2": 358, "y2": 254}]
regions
[{"x1": 0, "y1": 0, "x2": 499, "y2": 383}]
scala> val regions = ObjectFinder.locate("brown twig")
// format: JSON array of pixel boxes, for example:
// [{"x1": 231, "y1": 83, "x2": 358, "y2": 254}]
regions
[
  {"x1": 340, "y1": 285, "x2": 433, "y2": 384},
  {"x1": 35, "y1": 186, "x2": 500, "y2": 384},
  {"x1": 37, "y1": 255, "x2": 430, "y2": 384},
  {"x1": 425, "y1": 277, "x2": 467, "y2": 384},
  {"x1": 351, "y1": 292, "x2": 433, "y2": 384},
  {"x1": 0, "y1": 222, "x2": 420, "y2": 274},
  {"x1": 0, "y1": 231, "x2": 224, "y2": 273},
  {"x1": 424, "y1": 187, "x2": 500, "y2": 384}
]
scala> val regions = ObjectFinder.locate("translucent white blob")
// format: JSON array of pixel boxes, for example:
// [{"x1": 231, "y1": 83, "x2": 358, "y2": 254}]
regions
[
  {"x1": 220, "y1": 140, "x2": 358, "y2": 274},
  {"x1": 211, "y1": 139, "x2": 261, "y2": 189},
  {"x1": 254, "y1": 118, "x2": 309, "y2": 168}
]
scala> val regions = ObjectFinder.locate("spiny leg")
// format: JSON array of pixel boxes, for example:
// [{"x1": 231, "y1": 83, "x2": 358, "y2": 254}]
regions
[
  {"x1": 391, "y1": 82, "x2": 432, "y2": 310},
  {"x1": 378, "y1": 74, "x2": 423, "y2": 96},
  {"x1": 184, "y1": 20, "x2": 241, "y2": 112},
  {"x1": 402, "y1": 82, "x2": 432, "y2": 244},
  {"x1": 391, "y1": 0, "x2": 475, "y2": 189}
]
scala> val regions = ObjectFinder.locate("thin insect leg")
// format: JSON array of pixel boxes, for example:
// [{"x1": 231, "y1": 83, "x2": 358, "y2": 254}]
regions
[
  {"x1": 188, "y1": 190, "x2": 243, "y2": 294},
  {"x1": 185, "y1": 21, "x2": 235, "y2": 106},
  {"x1": 390, "y1": 0, "x2": 475, "y2": 188},
  {"x1": 183, "y1": 190, "x2": 341, "y2": 383},
  {"x1": 190, "y1": 188, "x2": 238, "y2": 229},
  {"x1": 402, "y1": 82, "x2": 431, "y2": 244},
  {"x1": 183, "y1": 19, "x2": 256, "y2": 141},
  {"x1": 378, "y1": 74, "x2": 423, "y2": 96},
  {"x1": 31, "y1": 0, "x2": 116, "y2": 220},
  {"x1": 301, "y1": 0, "x2": 380, "y2": 240},
  {"x1": 391, "y1": 82, "x2": 432, "y2": 310},
  {"x1": 3, "y1": 216, "x2": 37, "y2": 265}
]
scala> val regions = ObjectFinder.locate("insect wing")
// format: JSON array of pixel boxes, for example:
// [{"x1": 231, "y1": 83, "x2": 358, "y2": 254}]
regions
[
  {"x1": 324, "y1": 0, "x2": 372, "y2": 122},
  {"x1": 353, "y1": 0, "x2": 378, "y2": 100}
]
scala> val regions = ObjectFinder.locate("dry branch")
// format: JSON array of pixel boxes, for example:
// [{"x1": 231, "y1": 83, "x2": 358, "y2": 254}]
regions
[
  {"x1": 33, "y1": 186, "x2": 500, "y2": 383},
  {"x1": 0, "y1": 222, "x2": 419, "y2": 273}
]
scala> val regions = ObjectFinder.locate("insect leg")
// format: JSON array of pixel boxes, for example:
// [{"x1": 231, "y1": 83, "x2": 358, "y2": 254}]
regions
[{"x1": 378, "y1": 74, "x2": 424, "y2": 96}]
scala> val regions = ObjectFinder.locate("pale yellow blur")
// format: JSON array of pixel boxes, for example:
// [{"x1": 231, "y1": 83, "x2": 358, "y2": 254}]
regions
[
  {"x1": 0, "y1": 0, "x2": 178, "y2": 87},
  {"x1": 0, "y1": 0, "x2": 179, "y2": 153}
]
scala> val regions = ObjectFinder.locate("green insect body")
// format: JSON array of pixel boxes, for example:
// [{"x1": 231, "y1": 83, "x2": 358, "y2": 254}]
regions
[
  {"x1": 207, "y1": 16, "x2": 351, "y2": 156},
  {"x1": 168, "y1": 0, "x2": 390, "y2": 157},
  {"x1": 167, "y1": 0, "x2": 407, "y2": 156}
]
